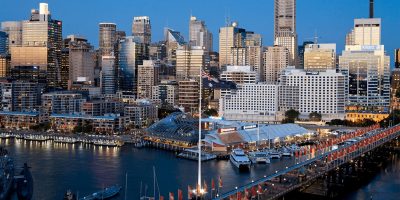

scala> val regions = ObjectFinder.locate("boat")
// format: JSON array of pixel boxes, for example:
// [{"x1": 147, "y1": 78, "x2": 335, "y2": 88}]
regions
[
  {"x1": 281, "y1": 147, "x2": 292, "y2": 157},
  {"x1": 248, "y1": 151, "x2": 270, "y2": 164},
  {"x1": 93, "y1": 139, "x2": 118, "y2": 147},
  {"x1": 177, "y1": 148, "x2": 217, "y2": 161},
  {"x1": 230, "y1": 148, "x2": 251, "y2": 170},
  {"x1": 15, "y1": 163, "x2": 33, "y2": 200},
  {"x1": 54, "y1": 137, "x2": 78, "y2": 144},
  {"x1": 63, "y1": 190, "x2": 77, "y2": 200},
  {"x1": 0, "y1": 133, "x2": 11, "y2": 139},
  {"x1": 0, "y1": 147, "x2": 14, "y2": 200},
  {"x1": 79, "y1": 185, "x2": 121, "y2": 200},
  {"x1": 24, "y1": 135, "x2": 47, "y2": 142},
  {"x1": 268, "y1": 149, "x2": 282, "y2": 159}
]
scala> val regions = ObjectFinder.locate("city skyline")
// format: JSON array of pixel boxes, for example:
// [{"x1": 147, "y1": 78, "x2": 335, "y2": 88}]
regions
[{"x1": 1, "y1": 0, "x2": 399, "y2": 65}]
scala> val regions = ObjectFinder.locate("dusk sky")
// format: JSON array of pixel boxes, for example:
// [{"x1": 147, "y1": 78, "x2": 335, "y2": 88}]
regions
[{"x1": 1, "y1": 0, "x2": 399, "y2": 65}]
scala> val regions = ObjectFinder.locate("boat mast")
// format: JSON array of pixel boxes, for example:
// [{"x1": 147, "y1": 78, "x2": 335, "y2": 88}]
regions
[
  {"x1": 197, "y1": 65, "x2": 203, "y2": 195},
  {"x1": 153, "y1": 166, "x2": 155, "y2": 199},
  {"x1": 125, "y1": 172, "x2": 128, "y2": 200}
]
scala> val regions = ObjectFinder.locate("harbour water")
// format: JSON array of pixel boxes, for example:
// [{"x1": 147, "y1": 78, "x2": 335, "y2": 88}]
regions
[
  {"x1": 1, "y1": 138, "x2": 399, "y2": 200},
  {"x1": 1, "y1": 138, "x2": 293, "y2": 200}
]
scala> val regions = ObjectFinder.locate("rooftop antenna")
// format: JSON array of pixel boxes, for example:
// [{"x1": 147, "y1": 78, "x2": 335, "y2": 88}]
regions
[
  {"x1": 369, "y1": 0, "x2": 374, "y2": 18},
  {"x1": 313, "y1": 29, "x2": 319, "y2": 44}
]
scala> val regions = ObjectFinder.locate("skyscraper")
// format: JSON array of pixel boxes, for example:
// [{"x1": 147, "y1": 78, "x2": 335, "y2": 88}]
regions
[
  {"x1": 9, "y1": 3, "x2": 63, "y2": 89},
  {"x1": 189, "y1": 16, "x2": 213, "y2": 52},
  {"x1": 99, "y1": 23, "x2": 117, "y2": 56},
  {"x1": 118, "y1": 36, "x2": 145, "y2": 93},
  {"x1": 263, "y1": 45, "x2": 289, "y2": 82},
  {"x1": 303, "y1": 43, "x2": 336, "y2": 71},
  {"x1": 245, "y1": 32, "x2": 263, "y2": 78},
  {"x1": 219, "y1": 22, "x2": 246, "y2": 67},
  {"x1": 274, "y1": 0, "x2": 297, "y2": 66},
  {"x1": 132, "y1": 16, "x2": 151, "y2": 45},
  {"x1": 164, "y1": 28, "x2": 186, "y2": 66},
  {"x1": 137, "y1": 60, "x2": 159, "y2": 99},
  {"x1": 1, "y1": 21, "x2": 22, "y2": 47},
  {"x1": 100, "y1": 55, "x2": 116, "y2": 95},
  {"x1": 176, "y1": 46, "x2": 206, "y2": 81},
  {"x1": 0, "y1": 31, "x2": 8, "y2": 55},
  {"x1": 66, "y1": 35, "x2": 96, "y2": 83},
  {"x1": 395, "y1": 49, "x2": 400, "y2": 68}
]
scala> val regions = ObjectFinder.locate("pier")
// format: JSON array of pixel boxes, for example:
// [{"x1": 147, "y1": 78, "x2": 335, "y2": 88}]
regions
[{"x1": 214, "y1": 124, "x2": 400, "y2": 200}]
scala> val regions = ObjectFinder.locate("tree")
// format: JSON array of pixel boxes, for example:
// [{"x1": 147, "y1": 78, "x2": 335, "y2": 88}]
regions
[
  {"x1": 329, "y1": 119, "x2": 344, "y2": 126},
  {"x1": 285, "y1": 109, "x2": 300, "y2": 121},
  {"x1": 360, "y1": 118, "x2": 376, "y2": 127},
  {"x1": 309, "y1": 112, "x2": 322, "y2": 121},
  {"x1": 204, "y1": 108, "x2": 219, "y2": 117}
]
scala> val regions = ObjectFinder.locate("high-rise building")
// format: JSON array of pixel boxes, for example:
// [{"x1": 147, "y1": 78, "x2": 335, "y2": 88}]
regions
[
  {"x1": 0, "y1": 55, "x2": 10, "y2": 77},
  {"x1": 67, "y1": 35, "x2": 96, "y2": 84},
  {"x1": 298, "y1": 41, "x2": 314, "y2": 68},
  {"x1": 189, "y1": 16, "x2": 213, "y2": 52},
  {"x1": 0, "y1": 80, "x2": 44, "y2": 112},
  {"x1": 263, "y1": 45, "x2": 289, "y2": 82},
  {"x1": 279, "y1": 68, "x2": 346, "y2": 121},
  {"x1": 118, "y1": 36, "x2": 145, "y2": 93},
  {"x1": 0, "y1": 31, "x2": 7, "y2": 55},
  {"x1": 137, "y1": 60, "x2": 159, "y2": 99},
  {"x1": 390, "y1": 69, "x2": 400, "y2": 111},
  {"x1": 339, "y1": 45, "x2": 390, "y2": 112},
  {"x1": 245, "y1": 32, "x2": 263, "y2": 76},
  {"x1": 1, "y1": 21, "x2": 22, "y2": 47},
  {"x1": 99, "y1": 23, "x2": 117, "y2": 56},
  {"x1": 164, "y1": 28, "x2": 186, "y2": 66},
  {"x1": 151, "y1": 80, "x2": 178, "y2": 106},
  {"x1": 9, "y1": 3, "x2": 63, "y2": 89},
  {"x1": 100, "y1": 55, "x2": 116, "y2": 94},
  {"x1": 41, "y1": 92, "x2": 86, "y2": 116},
  {"x1": 176, "y1": 46, "x2": 206, "y2": 81},
  {"x1": 274, "y1": 0, "x2": 297, "y2": 66},
  {"x1": 178, "y1": 80, "x2": 199, "y2": 113},
  {"x1": 303, "y1": 43, "x2": 336, "y2": 71},
  {"x1": 132, "y1": 16, "x2": 151, "y2": 45},
  {"x1": 395, "y1": 49, "x2": 400, "y2": 68},
  {"x1": 219, "y1": 22, "x2": 246, "y2": 67}
]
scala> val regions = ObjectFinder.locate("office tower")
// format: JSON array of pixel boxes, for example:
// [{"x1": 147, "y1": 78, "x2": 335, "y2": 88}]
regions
[
  {"x1": 0, "y1": 31, "x2": 7, "y2": 55},
  {"x1": 0, "y1": 55, "x2": 10, "y2": 77},
  {"x1": 274, "y1": 0, "x2": 297, "y2": 66},
  {"x1": 149, "y1": 41, "x2": 167, "y2": 61},
  {"x1": 390, "y1": 69, "x2": 400, "y2": 111},
  {"x1": 164, "y1": 28, "x2": 186, "y2": 66},
  {"x1": 100, "y1": 55, "x2": 116, "y2": 94},
  {"x1": 10, "y1": 66, "x2": 47, "y2": 84},
  {"x1": 303, "y1": 43, "x2": 336, "y2": 71},
  {"x1": 245, "y1": 32, "x2": 262, "y2": 77},
  {"x1": 66, "y1": 35, "x2": 96, "y2": 84},
  {"x1": 132, "y1": 16, "x2": 151, "y2": 45},
  {"x1": 339, "y1": 45, "x2": 390, "y2": 112},
  {"x1": 178, "y1": 80, "x2": 199, "y2": 113},
  {"x1": 137, "y1": 60, "x2": 159, "y2": 99},
  {"x1": 298, "y1": 41, "x2": 314, "y2": 68},
  {"x1": 220, "y1": 65, "x2": 258, "y2": 84},
  {"x1": 41, "y1": 92, "x2": 86, "y2": 115},
  {"x1": 1, "y1": 21, "x2": 22, "y2": 47},
  {"x1": 395, "y1": 49, "x2": 400, "y2": 68},
  {"x1": 189, "y1": 16, "x2": 213, "y2": 52},
  {"x1": 263, "y1": 45, "x2": 289, "y2": 82},
  {"x1": 99, "y1": 23, "x2": 117, "y2": 56},
  {"x1": 0, "y1": 81, "x2": 44, "y2": 112},
  {"x1": 176, "y1": 46, "x2": 206, "y2": 81},
  {"x1": 9, "y1": 3, "x2": 62, "y2": 89},
  {"x1": 219, "y1": 22, "x2": 246, "y2": 67},
  {"x1": 118, "y1": 36, "x2": 145, "y2": 92},
  {"x1": 279, "y1": 68, "x2": 346, "y2": 121}
]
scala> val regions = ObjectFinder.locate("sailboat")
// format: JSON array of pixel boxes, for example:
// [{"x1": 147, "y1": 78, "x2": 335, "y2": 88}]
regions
[{"x1": 140, "y1": 167, "x2": 160, "y2": 200}]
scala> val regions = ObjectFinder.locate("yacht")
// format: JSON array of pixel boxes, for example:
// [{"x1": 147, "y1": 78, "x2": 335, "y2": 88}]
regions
[
  {"x1": 248, "y1": 151, "x2": 270, "y2": 164},
  {"x1": 269, "y1": 149, "x2": 282, "y2": 159},
  {"x1": 281, "y1": 147, "x2": 292, "y2": 157},
  {"x1": 230, "y1": 149, "x2": 251, "y2": 170}
]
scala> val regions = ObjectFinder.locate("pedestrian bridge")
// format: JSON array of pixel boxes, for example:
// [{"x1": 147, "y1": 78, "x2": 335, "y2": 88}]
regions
[{"x1": 214, "y1": 124, "x2": 400, "y2": 200}]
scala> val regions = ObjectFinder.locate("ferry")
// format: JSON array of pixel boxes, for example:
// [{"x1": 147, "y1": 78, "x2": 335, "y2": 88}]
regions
[
  {"x1": 93, "y1": 139, "x2": 118, "y2": 147},
  {"x1": 230, "y1": 148, "x2": 251, "y2": 170},
  {"x1": 54, "y1": 137, "x2": 78, "y2": 144},
  {"x1": 248, "y1": 151, "x2": 270, "y2": 164},
  {"x1": 24, "y1": 135, "x2": 47, "y2": 142},
  {"x1": 79, "y1": 185, "x2": 121, "y2": 200},
  {"x1": 177, "y1": 148, "x2": 217, "y2": 161}
]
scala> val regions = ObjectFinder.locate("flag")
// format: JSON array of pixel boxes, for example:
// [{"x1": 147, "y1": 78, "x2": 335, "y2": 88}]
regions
[
  {"x1": 211, "y1": 179, "x2": 215, "y2": 190},
  {"x1": 177, "y1": 189, "x2": 183, "y2": 200},
  {"x1": 160, "y1": 196, "x2": 164, "y2": 200},
  {"x1": 188, "y1": 186, "x2": 193, "y2": 199},
  {"x1": 258, "y1": 184, "x2": 263, "y2": 194},
  {"x1": 251, "y1": 187, "x2": 257, "y2": 197},
  {"x1": 169, "y1": 192, "x2": 174, "y2": 200},
  {"x1": 244, "y1": 188, "x2": 249, "y2": 196},
  {"x1": 218, "y1": 176, "x2": 223, "y2": 188},
  {"x1": 237, "y1": 191, "x2": 242, "y2": 200},
  {"x1": 203, "y1": 180, "x2": 208, "y2": 192}
]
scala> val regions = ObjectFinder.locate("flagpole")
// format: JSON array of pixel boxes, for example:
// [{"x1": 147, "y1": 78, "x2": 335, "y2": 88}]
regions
[{"x1": 197, "y1": 65, "x2": 203, "y2": 197}]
